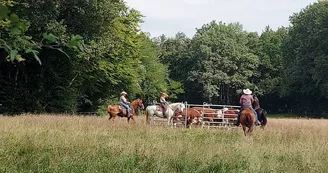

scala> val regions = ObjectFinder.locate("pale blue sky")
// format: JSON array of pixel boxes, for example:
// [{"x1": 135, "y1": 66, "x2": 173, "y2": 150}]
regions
[{"x1": 124, "y1": 0, "x2": 318, "y2": 38}]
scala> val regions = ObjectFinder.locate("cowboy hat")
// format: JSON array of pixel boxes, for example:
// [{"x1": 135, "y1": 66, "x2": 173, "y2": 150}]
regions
[
  {"x1": 243, "y1": 88, "x2": 252, "y2": 95},
  {"x1": 121, "y1": 91, "x2": 127, "y2": 95},
  {"x1": 161, "y1": 92, "x2": 168, "y2": 97}
]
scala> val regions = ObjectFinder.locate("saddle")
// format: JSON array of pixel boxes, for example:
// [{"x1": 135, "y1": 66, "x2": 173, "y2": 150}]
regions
[
  {"x1": 118, "y1": 105, "x2": 124, "y2": 110},
  {"x1": 118, "y1": 105, "x2": 133, "y2": 116},
  {"x1": 156, "y1": 104, "x2": 168, "y2": 112}
]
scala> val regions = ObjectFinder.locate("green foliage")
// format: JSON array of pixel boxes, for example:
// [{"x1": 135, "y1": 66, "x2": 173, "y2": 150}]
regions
[
  {"x1": 0, "y1": 1, "x2": 83, "y2": 65},
  {"x1": 159, "y1": 22, "x2": 259, "y2": 104},
  {"x1": 254, "y1": 26, "x2": 288, "y2": 96},
  {"x1": 2, "y1": 0, "x2": 328, "y2": 116},
  {"x1": 0, "y1": 0, "x2": 173, "y2": 114},
  {"x1": 281, "y1": 1, "x2": 328, "y2": 115},
  {"x1": 138, "y1": 33, "x2": 168, "y2": 103}
]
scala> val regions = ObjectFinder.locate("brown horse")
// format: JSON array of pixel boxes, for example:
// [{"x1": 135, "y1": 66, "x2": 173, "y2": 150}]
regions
[
  {"x1": 107, "y1": 98, "x2": 144, "y2": 123},
  {"x1": 240, "y1": 107, "x2": 256, "y2": 136},
  {"x1": 255, "y1": 108, "x2": 267, "y2": 128}
]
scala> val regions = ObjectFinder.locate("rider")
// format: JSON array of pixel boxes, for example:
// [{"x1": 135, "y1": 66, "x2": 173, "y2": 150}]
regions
[
  {"x1": 253, "y1": 94, "x2": 260, "y2": 110},
  {"x1": 119, "y1": 91, "x2": 131, "y2": 118},
  {"x1": 235, "y1": 88, "x2": 260, "y2": 126},
  {"x1": 160, "y1": 92, "x2": 168, "y2": 114}
]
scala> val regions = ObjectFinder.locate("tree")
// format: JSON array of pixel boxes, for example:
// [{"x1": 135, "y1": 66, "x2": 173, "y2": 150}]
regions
[
  {"x1": 282, "y1": 1, "x2": 328, "y2": 115},
  {"x1": 0, "y1": 0, "x2": 146, "y2": 114},
  {"x1": 187, "y1": 21, "x2": 259, "y2": 104}
]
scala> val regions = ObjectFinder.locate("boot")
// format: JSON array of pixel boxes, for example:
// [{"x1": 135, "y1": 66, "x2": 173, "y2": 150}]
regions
[{"x1": 255, "y1": 121, "x2": 261, "y2": 126}]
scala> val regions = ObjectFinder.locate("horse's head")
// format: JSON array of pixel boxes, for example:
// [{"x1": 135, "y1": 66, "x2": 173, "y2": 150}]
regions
[
  {"x1": 132, "y1": 98, "x2": 144, "y2": 110},
  {"x1": 130, "y1": 98, "x2": 144, "y2": 109},
  {"x1": 169, "y1": 102, "x2": 185, "y2": 113},
  {"x1": 138, "y1": 99, "x2": 145, "y2": 110}
]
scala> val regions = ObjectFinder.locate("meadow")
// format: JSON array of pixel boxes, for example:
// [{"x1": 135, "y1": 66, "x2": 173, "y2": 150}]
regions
[{"x1": 0, "y1": 114, "x2": 327, "y2": 173}]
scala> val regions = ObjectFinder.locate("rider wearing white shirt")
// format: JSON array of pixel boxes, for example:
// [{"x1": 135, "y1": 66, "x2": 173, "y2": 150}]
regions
[{"x1": 160, "y1": 92, "x2": 168, "y2": 114}]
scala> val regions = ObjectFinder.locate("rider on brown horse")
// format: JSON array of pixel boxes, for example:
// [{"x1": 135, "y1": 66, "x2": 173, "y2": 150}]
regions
[
  {"x1": 252, "y1": 94, "x2": 267, "y2": 127},
  {"x1": 235, "y1": 89, "x2": 260, "y2": 126},
  {"x1": 160, "y1": 92, "x2": 168, "y2": 114},
  {"x1": 119, "y1": 91, "x2": 132, "y2": 118}
]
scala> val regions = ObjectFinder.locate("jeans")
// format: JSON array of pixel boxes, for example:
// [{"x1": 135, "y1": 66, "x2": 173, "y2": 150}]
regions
[
  {"x1": 237, "y1": 105, "x2": 259, "y2": 123},
  {"x1": 160, "y1": 102, "x2": 166, "y2": 113},
  {"x1": 120, "y1": 102, "x2": 130, "y2": 117}
]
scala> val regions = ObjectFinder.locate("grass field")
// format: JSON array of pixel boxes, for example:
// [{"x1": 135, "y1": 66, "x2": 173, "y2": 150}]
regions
[{"x1": 0, "y1": 114, "x2": 327, "y2": 173}]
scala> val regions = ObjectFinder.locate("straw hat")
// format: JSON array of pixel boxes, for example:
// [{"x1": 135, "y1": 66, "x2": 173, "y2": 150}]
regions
[
  {"x1": 161, "y1": 92, "x2": 168, "y2": 97},
  {"x1": 121, "y1": 91, "x2": 127, "y2": 95}
]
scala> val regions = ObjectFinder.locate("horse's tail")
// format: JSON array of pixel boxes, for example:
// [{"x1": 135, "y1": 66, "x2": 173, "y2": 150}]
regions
[
  {"x1": 262, "y1": 109, "x2": 268, "y2": 126},
  {"x1": 107, "y1": 105, "x2": 112, "y2": 114},
  {"x1": 246, "y1": 111, "x2": 255, "y2": 127}
]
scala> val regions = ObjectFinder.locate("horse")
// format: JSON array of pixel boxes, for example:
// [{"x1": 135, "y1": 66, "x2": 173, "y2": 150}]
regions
[
  {"x1": 240, "y1": 107, "x2": 256, "y2": 136},
  {"x1": 107, "y1": 98, "x2": 144, "y2": 123},
  {"x1": 255, "y1": 108, "x2": 267, "y2": 128},
  {"x1": 145, "y1": 102, "x2": 185, "y2": 125}
]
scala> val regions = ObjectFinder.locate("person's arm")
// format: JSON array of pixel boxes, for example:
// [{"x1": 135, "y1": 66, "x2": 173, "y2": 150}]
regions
[
  {"x1": 160, "y1": 97, "x2": 166, "y2": 103},
  {"x1": 239, "y1": 95, "x2": 243, "y2": 105},
  {"x1": 122, "y1": 97, "x2": 130, "y2": 104},
  {"x1": 250, "y1": 96, "x2": 254, "y2": 104}
]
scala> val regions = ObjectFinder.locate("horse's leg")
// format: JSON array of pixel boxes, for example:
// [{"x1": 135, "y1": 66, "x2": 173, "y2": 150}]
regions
[
  {"x1": 261, "y1": 111, "x2": 267, "y2": 128},
  {"x1": 108, "y1": 112, "x2": 116, "y2": 123},
  {"x1": 242, "y1": 125, "x2": 247, "y2": 136},
  {"x1": 108, "y1": 111, "x2": 112, "y2": 121},
  {"x1": 146, "y1": 110, "x2": 153, "y2": 125},
  {"x1": 248, "y1": 125, "x2": 254, "y2": 136},
  {"x1": 130, "y1": 116, "x2": 136, "y2": 124},
  {"x1": 260, "y1": 124, "x2": 265, "y2": 129}
]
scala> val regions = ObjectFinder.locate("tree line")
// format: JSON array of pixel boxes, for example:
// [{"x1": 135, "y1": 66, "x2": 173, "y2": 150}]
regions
[{"x1": 1, "y1": 0, "x2": 328, "y2": 117}]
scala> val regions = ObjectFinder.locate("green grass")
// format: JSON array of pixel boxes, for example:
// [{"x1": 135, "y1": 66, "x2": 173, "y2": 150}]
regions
[{"x1": 0, "y1": 114, "x2": 328, "y2": 172}]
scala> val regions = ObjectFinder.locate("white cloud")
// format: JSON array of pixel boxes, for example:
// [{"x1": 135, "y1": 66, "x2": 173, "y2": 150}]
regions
[{"x1": 125, "y1": 0, "x2": 318, "y2": 38}]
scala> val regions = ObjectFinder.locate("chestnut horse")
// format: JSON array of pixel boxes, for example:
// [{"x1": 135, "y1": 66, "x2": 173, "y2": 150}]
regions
[
  {"x1": 107, "y1": 98, "x2": 144, "y2": 123},
  {"x1": 240, "y1": 107, "x2": 256, "y2": 136}
]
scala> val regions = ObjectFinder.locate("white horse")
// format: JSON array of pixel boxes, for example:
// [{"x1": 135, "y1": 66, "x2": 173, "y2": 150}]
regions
[{"x1": 145, "y1": 102, "x2": 185, "y2": 125}]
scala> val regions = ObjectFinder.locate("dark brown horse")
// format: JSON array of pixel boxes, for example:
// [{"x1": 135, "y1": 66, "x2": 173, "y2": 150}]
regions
[
  {"x1": 255, "y1": 108, "x2": 267, "y2": 128},
  {"x1": 107, "y1": 98, "x2": 144, "y2": 123},
  {"x1": 240, "y1": 107, "x2": 256, "y2": 136}
]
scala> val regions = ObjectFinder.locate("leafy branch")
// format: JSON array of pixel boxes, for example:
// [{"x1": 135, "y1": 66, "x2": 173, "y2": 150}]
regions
[{"x1": 0, "y1": 2, "x2": 84, "y2": 65}]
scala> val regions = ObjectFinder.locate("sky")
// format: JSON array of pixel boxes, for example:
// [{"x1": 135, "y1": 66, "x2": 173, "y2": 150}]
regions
[{"x1": 124, "y1": 0, "x2": 318, "y2": 38}]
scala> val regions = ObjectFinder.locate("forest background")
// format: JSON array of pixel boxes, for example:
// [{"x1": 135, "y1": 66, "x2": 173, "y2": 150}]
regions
[{"x1": 1, "y1": 0, "x2": 328, "y2": 117}]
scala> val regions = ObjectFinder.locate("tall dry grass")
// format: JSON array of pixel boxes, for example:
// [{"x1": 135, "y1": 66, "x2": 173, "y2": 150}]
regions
[{"x1": 0, "y1": 114, "x2": 327, "y2": 172}]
